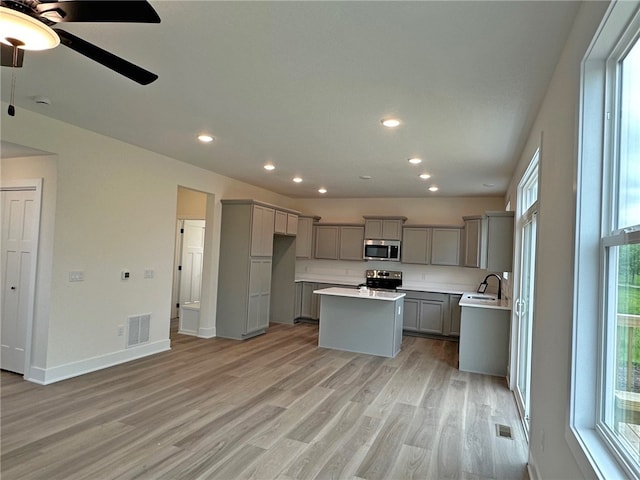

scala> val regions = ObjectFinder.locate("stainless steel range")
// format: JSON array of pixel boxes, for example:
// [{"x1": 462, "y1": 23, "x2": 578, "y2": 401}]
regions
[{"x1": 365, "y1": 269, "x2": 402, "y2": 291}]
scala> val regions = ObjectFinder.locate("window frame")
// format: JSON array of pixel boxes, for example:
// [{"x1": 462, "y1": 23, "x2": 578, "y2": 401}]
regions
[{"x1": 570, "y1": 2, "x2": 640, "y2": 478}]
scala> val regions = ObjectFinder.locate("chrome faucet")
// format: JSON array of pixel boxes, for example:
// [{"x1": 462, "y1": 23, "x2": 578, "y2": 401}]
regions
[{"x1": 478, "y1": 273, "x2": 502, "y2": 299}]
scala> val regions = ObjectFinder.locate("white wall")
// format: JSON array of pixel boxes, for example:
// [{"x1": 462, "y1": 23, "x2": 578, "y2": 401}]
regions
[
  {"x1": 504, "y1": 2, "x2": 610, "y2": 478},
  {"x1": 1, "y1": 106, "x2": 295, "y2": 382},
  {"x1": 1, "y1": 155, "x2": 57, "y2": 370},
  {"x1": 294, "y1": 196, "x2": 505, "y2": 225}
]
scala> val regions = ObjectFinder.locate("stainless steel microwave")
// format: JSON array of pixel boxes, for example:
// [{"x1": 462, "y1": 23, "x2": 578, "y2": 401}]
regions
[{"x1": 363, "y1": 239, "x2": 401, "y2": 261}]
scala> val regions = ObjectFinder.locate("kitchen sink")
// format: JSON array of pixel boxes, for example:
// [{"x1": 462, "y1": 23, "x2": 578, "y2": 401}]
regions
[{"x1": 465, "y1": 295, "x2": 497, "y2": 301}]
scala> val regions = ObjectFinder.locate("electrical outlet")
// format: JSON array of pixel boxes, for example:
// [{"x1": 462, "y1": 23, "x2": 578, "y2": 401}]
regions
[
  {"x1": 121, "y1": 270, "x2": 130, "y2": 280},
  {"x1": 117, "y1": 325, "x2": 124, "y2": 336},
  {"x1": 69, "y1": 271, "x2": 84, "y2": 282}
]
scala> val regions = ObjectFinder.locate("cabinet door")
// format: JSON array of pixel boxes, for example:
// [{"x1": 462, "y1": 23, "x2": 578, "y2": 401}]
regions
[
  {"x1": 294, "y1": 282, "x2": 303, "y2": 319},
  {"x1": 339, "y1": 226, "x2": 365, "y2": 260},
  {"x1": 296, "y1": 217, "x2": 313, "y2": 258},
  {"x1": 431, "y1": 228, "x2": 461, "y2": 266},
  {"x1": 464, "y1": 218, "x2": 481, "y2": 268},
  {"x1": 403, "y1": 298, "x2": 420, "y2": 331},
  {"x1": 364, "y1": 219, "x2": 383, "y2": 239},
  {"x1": 448, "y1": 294, "x2": 462, "y2": 336},
  {"x1": 419, "y1": 300, "x2": 445, "y2": 334},
  {"x1": 301, "y1": 282, "x2": 318, "y2": 319},
  {"x1": 247, "y1": 259, "x2": 271, "y2": 333},
  {"x1": 402, "y1": 227, "x2": 430, "y2": 264},
  {"x1": 251, "y1": 205, "x2": 275, "y2": 256},
  {"x1": 286, "y1": 214, "x2": 298, "y2": 235},
  {"x1": 314, "y1": 226, "x2": 340, "y2": 259},
  {"x1": 274, "y1": 210, "x2": 288, "y2": 234},
  {"x1": 481, "y1": 213, "x2": 514, "y2": 272},
  {"x1": 382, "y1": 220, "x2": 402, "y2": 240}
]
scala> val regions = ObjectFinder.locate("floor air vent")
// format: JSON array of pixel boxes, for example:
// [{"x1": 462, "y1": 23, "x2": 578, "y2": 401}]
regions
[
  {"x1": 127, "y1": 314, "x2": 151, "y2": 348},
  {"x1": 495, "y1": 424, "x2": 513, "y2": 439}
]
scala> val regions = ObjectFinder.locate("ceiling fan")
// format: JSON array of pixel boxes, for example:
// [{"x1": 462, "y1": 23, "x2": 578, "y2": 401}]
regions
[{"x1": 1, "y1": 0, "x2": 160, "y2": 114}]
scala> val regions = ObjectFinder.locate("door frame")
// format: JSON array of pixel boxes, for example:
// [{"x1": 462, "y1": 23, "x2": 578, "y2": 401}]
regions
[{"x1": 1, "y1": 178, "x2": 42, "y2": 378}]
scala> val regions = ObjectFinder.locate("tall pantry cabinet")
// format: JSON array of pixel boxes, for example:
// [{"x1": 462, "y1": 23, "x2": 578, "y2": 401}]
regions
[{"x1": 216, "y1": 200, "x2": 275, "y2": 339}]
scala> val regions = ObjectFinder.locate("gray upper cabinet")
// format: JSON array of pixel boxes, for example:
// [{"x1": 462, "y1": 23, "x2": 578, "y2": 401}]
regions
[
  {"x1": 402, "y1": 227, "x2": 431, "y2": 264},
  {"x1": 339, "y1": 226, "x2": 365, "y2": 260},
  {"x1": 463, "y1": 212, "x2": 514, "y2": 271},
  {"x1": 401, "y1": 225, "x2": 461, "y2": 266},
  {"x1": 250, "y1": 204, "x2": 275, "y2": 257},
  {"x1": 363, "y1": 216, "x2": 406, "y2": 240},
  {"x1": 430, "y1": 228, "x2": 461, "y2": 266},
  {"x1": 463, "y1": 216, "x2": 481, "y2": 267},
  {"x1": 296, "y1": 215, "x2": 319, "y2": 259},
  {"x1": 314, "y1": 224, "x2": 365, "y2": 261},
  {"x1": 275, "y1": 210, "x2": 298, "y2": 236},
  {"x1": 314, "y1": 225, "x2": 340, "y2": 259}
]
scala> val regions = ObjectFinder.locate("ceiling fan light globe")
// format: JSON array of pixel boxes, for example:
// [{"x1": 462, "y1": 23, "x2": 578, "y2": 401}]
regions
[{"x1": 0, "y1": 7, "x2": 60, "y2": 50}]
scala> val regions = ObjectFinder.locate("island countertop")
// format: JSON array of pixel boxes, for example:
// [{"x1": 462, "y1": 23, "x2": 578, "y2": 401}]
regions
[{"x1": 314, "y1": 287, "x2": 406, "y2": 302}]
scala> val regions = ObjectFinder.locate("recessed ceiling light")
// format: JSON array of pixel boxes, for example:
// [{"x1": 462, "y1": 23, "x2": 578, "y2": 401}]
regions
[
  {"x1": 264, "y1": 164, "x2": 275, "y2": 171},
  {"x1": 197, "y1": 134, "x2": 214, "y2": 143},
  {"x1": 359, "y1": 175, "x2": 372, "y2": 180},
  {"x1": 318, "y1": 188, "x2": 327, "y2": 194},
  {"x1": 419, "y1": 173, "x2": 431, "y2": 180},
  {"x1": 381, "y1": 118, "x2": 401, "y2": 128},
  {"x1": 293, "y1": 177, "x2": 303, "y2": 183},
  {"x1": 428, "y1": 186, "x2": 439, "y2": 192},
  {"x1": 408, "y1": 158, "x2": 422, "y2": 165}
]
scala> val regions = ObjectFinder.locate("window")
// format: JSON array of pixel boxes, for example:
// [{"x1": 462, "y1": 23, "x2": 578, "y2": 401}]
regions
[{"x1": 571, "y1": 2, "x2": 640, "y2": 478}]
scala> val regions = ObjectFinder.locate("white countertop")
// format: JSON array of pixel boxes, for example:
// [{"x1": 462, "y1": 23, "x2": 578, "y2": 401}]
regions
[
  {"x1": 314, "y1": 287, "x2": 406, "y2": 302},
  {"x1": 458, "y1": 292, "x2": 512, "y2": 310}
]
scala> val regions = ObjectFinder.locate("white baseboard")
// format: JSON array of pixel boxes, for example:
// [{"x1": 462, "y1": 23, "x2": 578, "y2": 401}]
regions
[
  {"x1": 25, "y1": 340, "x2": 171, "y2": 385},
  {"x1": 527, "y1": 458, "x2": 540, "y2": 480},
  {"x1": 197, "y1": 326, "x2": 216, "y2": 338},
  {"x1": 178, "y1": 328, "x2": 198, "y2": 336}
]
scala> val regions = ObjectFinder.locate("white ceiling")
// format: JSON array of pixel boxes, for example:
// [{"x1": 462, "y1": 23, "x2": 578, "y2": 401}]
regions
[{"x1": 0, "y1": 1, "x2": 580, "y2": 198}]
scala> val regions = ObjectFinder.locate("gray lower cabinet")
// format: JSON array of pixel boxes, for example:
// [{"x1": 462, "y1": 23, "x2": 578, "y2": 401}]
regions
[
  {"x1": 400, "y1": 290, "x2": 459, "y2": 337},
  {"x1": 400, "y1": 291, "x2": 447, "y2": 335},
  {"x1": 247, "y1": 259, "x2": 272, "y2": 334},
  {"x1": 447, "y1": 294, "x2": 462, "y2": 336},
  {"x1": 300, "y1": 282, "x2": 320, "y2": 320}
]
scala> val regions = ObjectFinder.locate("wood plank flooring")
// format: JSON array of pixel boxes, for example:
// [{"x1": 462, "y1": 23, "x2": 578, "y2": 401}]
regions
[{"x1": 1, "y1": 321, "x2": 528, "y2": 479}]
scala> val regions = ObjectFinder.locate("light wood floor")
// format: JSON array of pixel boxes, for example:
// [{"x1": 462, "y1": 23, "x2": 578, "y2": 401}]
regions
[{"x1": 1, "y1": 321, "x2": 528, "y2": 480}]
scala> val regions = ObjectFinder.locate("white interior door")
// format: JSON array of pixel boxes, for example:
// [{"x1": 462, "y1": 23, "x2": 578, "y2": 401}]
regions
[
  {"x1": 179, "y1": 220, "x2": 205, "y2": 305},
  {"x1": 1, "y1": 187, "x2": 40, "y2": 375}
]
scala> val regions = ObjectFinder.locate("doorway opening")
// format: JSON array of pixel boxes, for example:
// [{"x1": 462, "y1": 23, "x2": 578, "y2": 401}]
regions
[
  {"x1": 1, "y1": 179, "x2": 42, "y2": 377},
  {"x1": 171, "y1": 186, "x2": 212, "y2": 337}
]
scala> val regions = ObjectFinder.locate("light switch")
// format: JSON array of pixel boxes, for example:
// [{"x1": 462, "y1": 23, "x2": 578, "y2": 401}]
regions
[{"x1": 144, "y1": 269, "x2": 154, "y2": 279}]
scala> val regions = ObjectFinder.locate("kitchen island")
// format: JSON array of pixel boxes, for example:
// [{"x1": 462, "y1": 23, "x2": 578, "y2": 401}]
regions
[{"x1": 314, "y1": 287, "x2": 405, "y2": 358}]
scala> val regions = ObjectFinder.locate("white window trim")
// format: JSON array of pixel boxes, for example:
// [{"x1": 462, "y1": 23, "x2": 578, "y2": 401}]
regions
[{"x1": 569, "y1": 1, "x2": 640, "y2": 479}]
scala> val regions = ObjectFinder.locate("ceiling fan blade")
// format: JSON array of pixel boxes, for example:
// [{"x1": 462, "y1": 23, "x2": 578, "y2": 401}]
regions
[
  {"x1": 1, "y1": 43, "x2": 24, "y2": 67},
  {"x1": 55, "y1": 29, "x2": 158, "y2": 85},
  {"x1": 37, "y1": 1, "x2": 160, "y2": 23}
]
